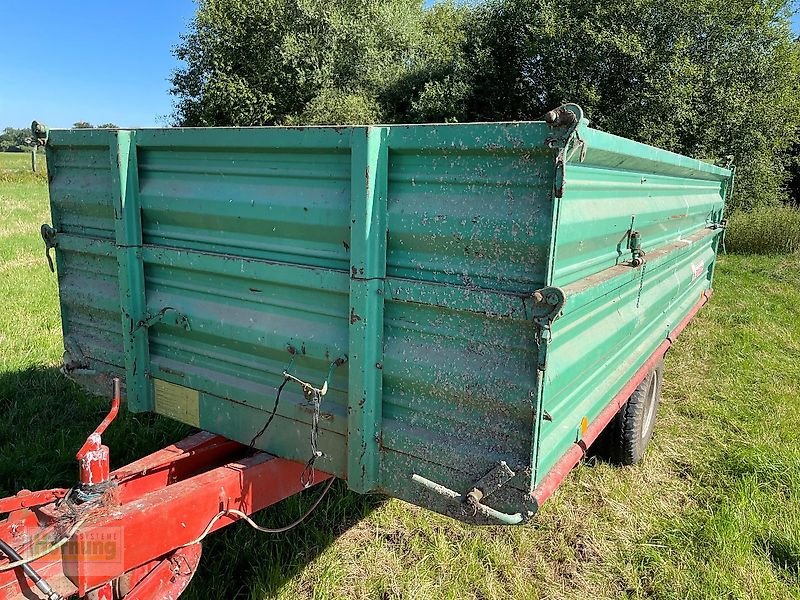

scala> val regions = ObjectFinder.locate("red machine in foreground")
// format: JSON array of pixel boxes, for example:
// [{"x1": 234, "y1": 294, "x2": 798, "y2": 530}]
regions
[{"x1": 0, "y1": 380, "x2": 331, "y2": 600}]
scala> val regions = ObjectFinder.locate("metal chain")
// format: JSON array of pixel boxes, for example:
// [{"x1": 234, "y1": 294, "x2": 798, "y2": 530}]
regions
[
  {"x1": 300, "y1": 388, "x2": 324, "y2": 488},
  {"x1": 635, "y1": 261, "x2": 647, "y2": 309}
]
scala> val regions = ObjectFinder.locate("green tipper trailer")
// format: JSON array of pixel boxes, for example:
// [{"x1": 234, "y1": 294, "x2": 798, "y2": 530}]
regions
[{"x1": 39, "y1": 104, "x2": 731, "y2": 524}]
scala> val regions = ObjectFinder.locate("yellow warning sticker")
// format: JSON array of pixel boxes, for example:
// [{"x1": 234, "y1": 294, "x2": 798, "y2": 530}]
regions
[{"x1": 153, "y1": 379, "x2": 200, "y2": 427}]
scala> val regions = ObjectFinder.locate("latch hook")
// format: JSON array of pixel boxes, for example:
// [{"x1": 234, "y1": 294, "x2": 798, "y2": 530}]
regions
[{"x1": 40, "y1": 224, "x2": 57, "y2": 272}]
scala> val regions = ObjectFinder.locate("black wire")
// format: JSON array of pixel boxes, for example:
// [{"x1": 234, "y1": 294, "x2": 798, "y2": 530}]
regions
[
  {"x1": 0, "y1": 538, "x2": 61, "y2": 599},
  {"x1": 249, "y1": 376, "x2": 289, "y2": 449},
  {"x1": 251, "y1": 373, "x2": 328, "y2": 489},
  {"x1": 252, "y1": 476, "x2": 335, "y2": 534}
]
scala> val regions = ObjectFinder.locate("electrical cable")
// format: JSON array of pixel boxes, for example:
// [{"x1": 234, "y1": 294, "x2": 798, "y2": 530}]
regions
[
  {"x1": 0, "y1": 517, "x2": 86, "y2": 573},
  {"x1": 0, "y1": 516, "x2": 88, "y2": 600},
  {"x1": 0, "y1": 536, "x2": 62, "y2": 599},
  {"x1": 300, "y1": 387, "x2": 324, "y2": 488},
  {"x1": 249, "y1": 376, "x2": 289, "y2": 449},
  {"x1": 180, "y1": 476, "x2": 335, "y2": 548}
]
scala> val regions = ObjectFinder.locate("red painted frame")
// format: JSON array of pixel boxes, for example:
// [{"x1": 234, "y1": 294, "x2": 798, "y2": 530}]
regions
[{"x1": 0, "y1": 431, "x2": 331, "y2": 599}]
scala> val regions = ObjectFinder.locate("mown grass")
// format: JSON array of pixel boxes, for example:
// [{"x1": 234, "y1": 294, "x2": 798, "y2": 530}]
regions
[
  {"x1": 725, "y1": 205, "x2": 800, "y2": 254},
  {"x1": 1, "y1": 151, "x2": 799, "y2": 599}
]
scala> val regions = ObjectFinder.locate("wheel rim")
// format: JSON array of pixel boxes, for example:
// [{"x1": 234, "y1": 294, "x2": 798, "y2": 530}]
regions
[{"x1": 641, "y1": 373, "x2": 658, "y2": 442}]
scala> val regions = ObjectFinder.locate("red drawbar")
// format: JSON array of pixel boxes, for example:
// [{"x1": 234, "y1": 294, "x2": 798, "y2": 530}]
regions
[
  {"x1": 531, "y1": 289, "x2": 712, "y2": 507},
  {"x1": 0, "y1": 430, "x2": 331, "y2": 600}
]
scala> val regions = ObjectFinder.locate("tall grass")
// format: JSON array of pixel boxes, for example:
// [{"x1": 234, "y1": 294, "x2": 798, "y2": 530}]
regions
[{"x1": 725, "y1": 205, "x2": 800, "y2": 254}]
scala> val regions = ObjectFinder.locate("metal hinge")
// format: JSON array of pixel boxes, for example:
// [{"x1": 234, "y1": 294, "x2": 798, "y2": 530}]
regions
[
  {"x1": 544, "y1": 104, "x2": 586, "y2": 198},
  {"x1": 63, "y1": 337, "x2": 96, "y2": 375},
  {"x1": 467, "y1": 461, "x2": 516, "y2": 501},
  {"x1": 628, "y1": 230, "x2": 646, "y2": 267},
  {"x1": 528, "y1": 286, "x2": 565, "y2": 371},
  {"x1": 529, "y1": 286, "x2": 566, "y2": 328},
  {"x1": 31, "y1": 121, "x2": 48, "y2": 146}
]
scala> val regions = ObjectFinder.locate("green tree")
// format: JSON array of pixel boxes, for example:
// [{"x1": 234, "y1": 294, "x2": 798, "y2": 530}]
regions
[
  {"x1": 71, "y1": 122, "x2": 119, "y2": 129},
  {"x1": 170, "y1": 0, "x2": 468, "y2": 126},
  {"x1": 0, "y1": 127, "x2": 29, "y2": 151},
  {"x1": 170, "y1": 0, "x2": 800, "y2": 208},
  {"x1": 435, "y1": 0, "x2": 800, "y2": 209}
]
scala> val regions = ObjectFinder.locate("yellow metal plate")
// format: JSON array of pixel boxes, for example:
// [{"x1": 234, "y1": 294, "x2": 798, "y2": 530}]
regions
[{"x1": 153, "y1": 379, "x2": 200, "y2": 427}]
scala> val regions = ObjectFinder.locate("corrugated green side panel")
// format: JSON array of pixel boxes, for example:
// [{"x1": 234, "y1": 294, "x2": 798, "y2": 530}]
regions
[
  {"x1": 45, "y1": 115, "x2": 730, "y2": 523},
  {"x1": 550, "y1": 125, "x2": 728, "y2": 287},
  {"x1": 46, "y1": 123, "x2": 562, "y2": 524},
  {"x1": 534, "y1": 126, "x2": 728, "y2": 486},
  {"x1": 47, "y1": 131, "x2": 125, "y2": 393}
]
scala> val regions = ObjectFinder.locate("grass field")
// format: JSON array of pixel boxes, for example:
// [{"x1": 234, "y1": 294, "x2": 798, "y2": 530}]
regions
[
  {"x1": 725, "y1": 205, "x2": 800, "y2": 255},
  {"x1": 1, "y1": 150, "x2": 799, "y2": 599}
]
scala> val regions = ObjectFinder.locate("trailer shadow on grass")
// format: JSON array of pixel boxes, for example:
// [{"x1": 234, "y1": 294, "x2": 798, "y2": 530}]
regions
[{"x1": 0, "y1": 365, "x2": 386, "y2": 599}]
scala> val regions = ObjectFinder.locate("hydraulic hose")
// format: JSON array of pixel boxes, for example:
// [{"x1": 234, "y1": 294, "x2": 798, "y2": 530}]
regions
[{"x1": 0, "y1": 538, "x2": 62, "y2": 600}]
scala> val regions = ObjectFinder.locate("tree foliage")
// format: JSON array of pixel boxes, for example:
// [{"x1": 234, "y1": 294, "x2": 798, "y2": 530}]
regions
[
  {"x1": 0, "y1": 127, "x2": 30, "y2": 151},
  {"x1": 170, "y1": 0, "x2": 800, "y2": 208},
  {"x1": 72, "y1": 122, "x2": 119, "y2": 129},
  {"x1": 171, "y1": 0, "x2": 469, "y2": 126}
]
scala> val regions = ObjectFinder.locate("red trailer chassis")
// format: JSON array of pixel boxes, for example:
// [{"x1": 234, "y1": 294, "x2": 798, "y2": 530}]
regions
[{"x1": 0, "y1": 380, "x2": 331, "y2": 600}]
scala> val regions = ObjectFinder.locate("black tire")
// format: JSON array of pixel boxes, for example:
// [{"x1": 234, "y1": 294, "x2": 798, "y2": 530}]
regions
[{"x1": 608, "y1": 360, "x2": 664, "y2": 465}]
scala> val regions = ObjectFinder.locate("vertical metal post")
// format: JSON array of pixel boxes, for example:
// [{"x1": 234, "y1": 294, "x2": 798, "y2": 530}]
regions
[
  {"x1": 76, "y1": 378, "x2": 120, "y2": 485},
  {"x1": 347, "y1": 126, "x2": 388, "y2": 493},
  {"x1": 111, "y1": 131, "x2": 152, "y2": 412}
]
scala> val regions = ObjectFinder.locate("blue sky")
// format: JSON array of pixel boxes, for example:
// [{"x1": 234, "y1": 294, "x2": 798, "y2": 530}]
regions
[
  {"x1": 1, "y1": 1, "x2": 798, "y2": 129},
  {"x1": 1, "y1": 1, "x2": 195, "y2": 128}
]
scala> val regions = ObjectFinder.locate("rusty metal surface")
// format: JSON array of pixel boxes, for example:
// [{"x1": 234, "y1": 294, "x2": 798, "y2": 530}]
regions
[{"x1": 43, "y1": 107, "x2": 730, "y2": 523}]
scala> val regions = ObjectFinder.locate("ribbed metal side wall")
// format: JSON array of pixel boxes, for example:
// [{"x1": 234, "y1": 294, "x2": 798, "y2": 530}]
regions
[
  {"x1": 132, "y1": 131, "x2": 354, "y2": 477},
  {"x1": 552, "y1": 166, "x2": 723, "y2": 286},
  {"x1": 533, "y1": 127, "x2": 728, "y2": 487},
  {"x1": 45, "y1": 119, "x2": 730, "y2": 522},
  {"x1": 386, "y1": 144, "x2": 552, "y2": 291},
  {"x1": 537, "y1": 234, "x2": 719, "y2": 483},
  {"x1": 46, "y1": 123, "x2": 559, "y2": 523},
  {"x1": 48, "y1": 133, "x2": 124, "y2": 392},
  {"x1": 379, "y1": 126, "x2": 554, "y2": 511}
]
